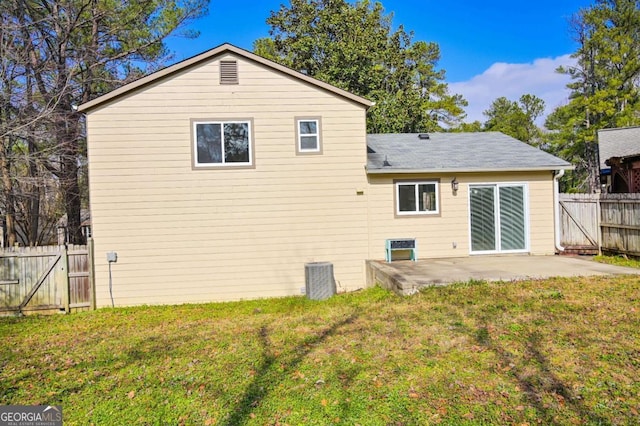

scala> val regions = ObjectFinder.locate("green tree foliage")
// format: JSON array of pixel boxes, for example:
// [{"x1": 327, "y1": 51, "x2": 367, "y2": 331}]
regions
[
  {"x1": 254, "y1": 0, "x2": 466, "y2": 133},
  {"x1": 545, "y1": 0, "x2": 640, "y2": 192},
  {"x1": 450, "y1": 121, "x2": 483, "y2": 133},
  {"x1": 0, "y1": 0, "x2": 207, "y2": 245},
  {"x1": 483, "y1": 94, "x2": 545, "y2": 145}
]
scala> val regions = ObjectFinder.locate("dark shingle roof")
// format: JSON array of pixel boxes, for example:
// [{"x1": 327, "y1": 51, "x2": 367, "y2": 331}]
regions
[
  {"x1": 366, "y1": 132, "x2": 571, "y2": 173},
  {"x1": 598, "y1": 126, "x2": 640, "y2": 170}
]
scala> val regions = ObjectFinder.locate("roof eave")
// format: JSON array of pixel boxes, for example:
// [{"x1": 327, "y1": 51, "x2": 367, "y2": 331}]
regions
[
  {"x1": 78, "y1": 43, "x2": 373, "y2": 113},
  {"x1": 598, "y1": 125, "x2": 640, "y2": 134},
  {"x1": 365, "y1": 165, "x2": 575, "y2": 174}
]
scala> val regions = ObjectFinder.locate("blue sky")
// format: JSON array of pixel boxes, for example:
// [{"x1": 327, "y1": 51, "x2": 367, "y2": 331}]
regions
[{"x1": 166, "y1": 0, "x2": 595, "y2": 123}]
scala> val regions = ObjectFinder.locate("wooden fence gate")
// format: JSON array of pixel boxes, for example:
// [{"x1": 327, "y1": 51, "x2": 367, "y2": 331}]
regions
[
  {"x1": 559, "y1": 193, "x2": 640, "y2": 256},
  {"x1": 559, "y1": 194, "x2": 600, "y2": 254},
  {"x1": 0, "y1": 242, "x2": 95, "y2": 315}
]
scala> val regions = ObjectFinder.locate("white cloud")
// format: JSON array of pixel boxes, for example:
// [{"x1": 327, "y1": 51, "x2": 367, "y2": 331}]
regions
[{"x1": 448, "y1": 55, "x2": 576, "y2": 125}]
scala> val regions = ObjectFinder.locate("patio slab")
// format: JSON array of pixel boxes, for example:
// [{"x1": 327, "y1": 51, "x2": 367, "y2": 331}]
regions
[{"x1": 366, "y1": 255, "x2": 639, "y2": 295}]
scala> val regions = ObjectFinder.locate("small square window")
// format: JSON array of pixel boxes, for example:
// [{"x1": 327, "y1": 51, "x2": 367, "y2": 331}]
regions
[
  {"x1": 396, "y1": 181, "x2": 439, "y2": 215},
  {"x1": 296, "y1": 118, "x2": 322, "y2": 154},
  {"x1": 193, "y1": 120, "x2": 253, "y2": 168}
]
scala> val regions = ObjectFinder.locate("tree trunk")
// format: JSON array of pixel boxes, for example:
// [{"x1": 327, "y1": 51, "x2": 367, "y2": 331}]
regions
[
  {"x1": 27, "y1": 134, "x2": 40, "y2": 245},
  {"x1": 25, "y1": 72, "x2": 40, "y2": 246},
  {"x1": 0, "y1": 141, "x2": 17, "y2": 246},
  {"x1": 63, "y1": 161, "x2": 83, "y2": 245},
  {"x1": 58, "y1": 108, "x2": 84, "y2": 245},
  {"x1": 52, "y1": 0, "x2": 83, "y2": 246}
]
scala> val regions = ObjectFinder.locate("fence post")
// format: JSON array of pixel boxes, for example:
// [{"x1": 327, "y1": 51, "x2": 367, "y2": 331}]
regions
[
  {"x1": 62, "y1": 245, "x2": 70, "y2": 313},
  {"x1": 88, "y1": 238, "x2": 96, "y2": 310},
  {"x1": 596, "y1": 193, "x2": 602, "y2": 255}
]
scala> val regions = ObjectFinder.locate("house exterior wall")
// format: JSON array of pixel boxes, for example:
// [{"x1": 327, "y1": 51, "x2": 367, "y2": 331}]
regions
[
  {"x1": 86, "y1": 53, "x2": 370, "y2": 307},
  {"x1": 366, "y1": 171, "x2": 557, "y2": 259}
]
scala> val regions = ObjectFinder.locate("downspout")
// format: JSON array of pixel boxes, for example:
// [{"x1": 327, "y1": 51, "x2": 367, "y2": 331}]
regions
[{"x1": 554, "y1": 169, "x2": 565, "y2": 253}]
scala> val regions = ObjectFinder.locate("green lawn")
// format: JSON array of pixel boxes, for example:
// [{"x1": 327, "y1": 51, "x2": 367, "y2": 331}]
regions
[
  {"x1": 1, "y1": 276, "x2": 639, "y2": 425},
  {"x1": 595, "y1": 254, "x2": 640, "y2": 269}
]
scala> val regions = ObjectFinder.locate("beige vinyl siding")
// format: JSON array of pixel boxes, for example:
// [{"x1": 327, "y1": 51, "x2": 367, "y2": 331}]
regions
[
  {"x1": 367, "y1": 171, "x2": 556, "y2": 259},
  {"x1": 87, "y1": 53, "x2": 369, "y2": 307}
]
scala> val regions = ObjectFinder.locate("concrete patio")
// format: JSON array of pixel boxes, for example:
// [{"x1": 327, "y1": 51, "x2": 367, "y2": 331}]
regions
[{"x1": 366, "y1": 255, "x2": 639, "y2": 295}]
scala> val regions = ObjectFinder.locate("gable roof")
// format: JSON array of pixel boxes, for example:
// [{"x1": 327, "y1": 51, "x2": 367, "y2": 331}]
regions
[
  {"x1": 78, "y1": 43, "x2": 373, "y2": 113},
  {"x1": 366, "y1": 132, "x2": 572, "y2": 174},
  {"x1": 598, "y1": 126, "x2": 640, "y2": 170}
]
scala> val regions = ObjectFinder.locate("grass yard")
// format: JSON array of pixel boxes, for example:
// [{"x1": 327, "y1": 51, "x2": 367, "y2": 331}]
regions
[
  {"x1": 1, "y1": 276, "x2": 639, "y2": 425},
  {"x1": 594, "y1": 254, "x2": 640, "y2": 269}
]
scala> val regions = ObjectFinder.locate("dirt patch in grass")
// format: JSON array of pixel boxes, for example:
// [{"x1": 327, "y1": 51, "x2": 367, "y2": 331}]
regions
[{"x1": 1, "y1": 276, "x2": 639, "y2": 425}]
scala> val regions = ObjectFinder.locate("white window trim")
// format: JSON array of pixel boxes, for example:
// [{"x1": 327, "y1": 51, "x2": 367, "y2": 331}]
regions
[
  {"x1": 395, "y1": 181, "x2": 440, "y2": 216},
  {"x1": 192, "y1": 119, "x2": 253, "y2": 168},
  {"x1": 295, "y1": 117, "x2": 322, "y2": 155},
  {"x1": 467, "y1": 182, "x2": 530, "y2": 255}
]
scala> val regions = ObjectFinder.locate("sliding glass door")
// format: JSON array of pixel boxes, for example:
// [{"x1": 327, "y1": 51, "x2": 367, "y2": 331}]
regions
[{"x1": 469, "y1": 184, "x2": 528, "y2": 253}]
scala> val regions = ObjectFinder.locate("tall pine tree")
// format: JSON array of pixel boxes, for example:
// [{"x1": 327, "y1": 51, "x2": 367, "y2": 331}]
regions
[
  {"x1": 545, "y1": 0, "x2": 640, "y2": 192},
  {"x1": 483, "y1": 94, "x2": 545, "y2": 146}
]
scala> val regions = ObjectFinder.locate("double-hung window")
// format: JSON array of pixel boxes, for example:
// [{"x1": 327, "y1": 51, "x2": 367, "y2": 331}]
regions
[
  {"x1": 193, "y1": 120, "x2": 252, "y2": 167},
  {"x1": 296, "y1": 118, "x2": 321, "y2": 154},
  {"x1": 396, "y1": 181, "x2": 439, "y2": 215}
]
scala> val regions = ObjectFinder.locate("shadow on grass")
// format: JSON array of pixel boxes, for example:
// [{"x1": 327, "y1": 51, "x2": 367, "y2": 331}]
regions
[
  {"x1": 220, "y1": 310, "x2": 360, "y2": 426},
  {"x1": 473, "y1": 322, "x2": 607, "y2": 424},
  {"x1": 0, "y1": 305, "x2": 364, "y2": 425}
]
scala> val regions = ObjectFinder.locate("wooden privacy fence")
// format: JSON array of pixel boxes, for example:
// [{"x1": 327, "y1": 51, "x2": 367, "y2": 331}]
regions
[
  {"x1": 560, "y1": 193, "x2": 640, "y2": 256},
  {"x1": 0, "y1": 241, "x2": 95, "y2": 315}
]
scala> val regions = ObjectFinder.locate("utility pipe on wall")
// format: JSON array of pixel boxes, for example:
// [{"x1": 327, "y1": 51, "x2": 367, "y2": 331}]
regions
[{"x1": 554, "y1": 169, "x2": 565, "y2": 253}]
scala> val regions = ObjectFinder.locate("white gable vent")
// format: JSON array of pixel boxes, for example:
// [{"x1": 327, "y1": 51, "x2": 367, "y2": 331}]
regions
[{"x1": 220, "y1": 60, "x2": 238, "y2": 84}]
